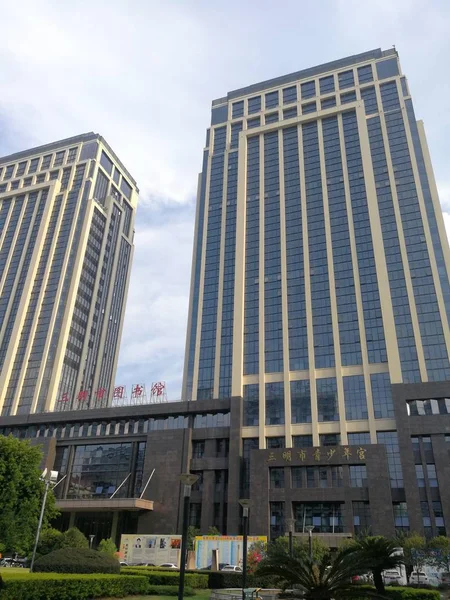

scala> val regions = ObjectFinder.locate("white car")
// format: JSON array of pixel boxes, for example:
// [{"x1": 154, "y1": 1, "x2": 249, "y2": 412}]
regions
[
  {"x1": 159, "y1": 563, "x2": 178, "y2": 569},
  {"x1": 383, "y1": 570, "x2": 402, "y2": 584},
  {"x1": 411, "y1": 571, "x2": 428, "y2": 584},
  {"x1": 220, "y1": 565, "x2": 242, "y2": 572}
]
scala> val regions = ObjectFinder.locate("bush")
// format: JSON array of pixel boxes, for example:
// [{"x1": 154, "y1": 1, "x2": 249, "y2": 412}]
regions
[
  {"x1": 207, "y1": 571, "x2": 279, "y2": 590},
  {"x1": 0, "y1": 574, "x2": 147, "y2": 600},
  {"x1": 36, "y1": 528, "x2": 63, "y2": 556},
  {"x1": 354, "y1": 585, "x2": 440, "y2": 600},
  {"x1": 59, "y1": 527, "x2": 89, "y2": 549},
  {"x1": 97, "y1": 538, "x2": 117, "y2": 557},
  {"x1": 122, "y1": 567, "x2": 208, "y2": 589},
  {"x1": 34, "y1": 547, "x2": 120, "y2": 574}
]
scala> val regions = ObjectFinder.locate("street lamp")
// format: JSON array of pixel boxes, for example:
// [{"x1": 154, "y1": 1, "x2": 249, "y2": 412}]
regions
[
  {"x1": 30, "y1": 469, "x2": 66, "y2": 572},
  {"x1": 239, "y1": 499, "x2": 251, "y2": 600},
  {"x1": 178, "y1": 473, "x2": 199, "y2": 600},
  {"x1": 285, "y1": 518, "x2": 295, "y2": 558},
  {"x1": 305, "y1": 525, "x2": 314, "y2": 562},
  {"x1": 89, "y1": 535, "x2": 95, "y2": 549}
]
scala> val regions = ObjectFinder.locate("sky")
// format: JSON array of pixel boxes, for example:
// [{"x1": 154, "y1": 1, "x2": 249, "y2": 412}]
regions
[{"x1": 1, "y1": 0, "x2": 450, "y2": 400}]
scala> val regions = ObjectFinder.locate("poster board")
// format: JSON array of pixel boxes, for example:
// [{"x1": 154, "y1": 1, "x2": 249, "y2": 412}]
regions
[
  {"x1": 120, "y1": 534, "x2": 181, "y2": 566},
  {"x1": 194, "y1": 536, "x2": 267, "y2": 570}
]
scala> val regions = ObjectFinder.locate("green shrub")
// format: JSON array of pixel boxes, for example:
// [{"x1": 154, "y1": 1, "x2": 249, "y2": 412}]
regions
[
  {"x1": 121, "y1": 567, "x2": 208, "y2": 589},
  {"x1": 36, "y1": 528, "x2": 63, "y2": 556},
  {"x1": 207, "y1": 571, "x2": 279, "y2": 590},
  {"x1": 59, "y1": 527, "x2": 89, "y2": 549},
  {"x1": 353, "y1": 585, "x2": 440, "y2": 600},
  {"x1": 34, "y1": 547, "x2": 120, "y2": 574},
  {"x1": 97, "y1": 537, "x2": 117, "y2": 557},
  {"x1": 0, "y1": 574, "x2": 147, "y2": 600}
]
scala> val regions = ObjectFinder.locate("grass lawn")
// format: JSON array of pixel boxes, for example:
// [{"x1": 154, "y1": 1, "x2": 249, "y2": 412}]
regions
[{"x1": 0, "y1": 567, "x2": 30, "y2": 575}]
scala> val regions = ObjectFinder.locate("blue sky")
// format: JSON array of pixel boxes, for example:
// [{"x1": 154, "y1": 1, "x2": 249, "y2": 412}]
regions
[{"x1": 1, "y1": 0, "x2": 450, "y2": 400}]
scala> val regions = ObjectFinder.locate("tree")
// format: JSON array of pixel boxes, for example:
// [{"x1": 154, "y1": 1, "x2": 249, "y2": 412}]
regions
[
  {"x1": 0, "y1": 435, "x2": 59, "y2": 554},
  {"x1": 427, "y1": 536, "x2": 450, "y2": 572},
  {"x1": 396, "y1": 532, "x2": 426, "y2": 582},
  {"x1": 98, "y1": 538, "x2": 118, "y2": 557},
  {"x1": 60, "y1": 527, "x2": 89, "y2": 549},
  {"x1": 187, "y1": 526, "x2": 200, "y2": 551},
  {"x1": 257, "y1": 544, "x2": 372, "y2": 600},
  {"x1": 353, "y1": 536, "x2": 403, "y2": 594},
  {"x1": 36, "y1": 528, "x2": 63, "y2": 556},
  {"x1": 266, "y1": 535, "x2": 329, "y2": 563},
  {"x1": 207, "y1": 527, "x2": 221, "y2": 536}
]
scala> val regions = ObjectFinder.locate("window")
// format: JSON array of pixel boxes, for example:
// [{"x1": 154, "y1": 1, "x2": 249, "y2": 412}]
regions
[
  {"x1": 331, "y1": 466, "x2": 343, "y2": 488},
  {"x1": 361, "y1": 86, "x2": 378, "y2": 115},
  {"x1": 50, "y1": 170, "x2": 59, "y2": 180},
  {"x1": 100, "y1": 151, "x2": 113, "y2": 174},
  {"x1": 265, "y1": 112, "x2": 279, "y2": 124},
  {"x1": 291, "y1": 380, "x2": 311, "y2": 423},
  {"x1": 357, "y1": 65, "x2": 373, "y2": 84},
  {"x1": 216, "y1": 438, "x2": 229, "y2": 457},
  {"x1": 243, "y1": 384, "x2": 259, "y2": 426},
  {"x1": 292, "y1": 467, "x2": 304, "y2": 488},
  {"x1": 267, "y1": 437, "x2": 285, "y2": 449},
  {"x1": 344, "y1": 375, "x2": 368, "y2": 420},
  {"x1": 270, "y1": 501, "x2": 284, "y2": 538},
  {"x1": 232, "y1": 101, "x2": 244, "y2": 119},
  {"x1": 283, "y1": 107, "x2": 297, "y2": 119},
  {"x1": 320, "y1": 434, "x2": 340, "y2": 446},
  {"x1": 53, "y1": 151, "x2": 65, "y2": 167},
  {"x1": 192, "y1": 440, "x2": 205, "y2": 459},
  {"x1": 377, "y1": 431, "x2": 403, "y2": 488},
  {"x1": 421, "y1": 501, "x2": 432, "y2": 537},
  {"x1": 393, "y1": 502, "x2": 409, "y2": 531},
  {"x1": 191, "y1": 471, "x2": 203, "y2": 492},
  {"x1": 60, "y1": 168, "x2": 72, "y2": 191},
  {"x1": 306, "y1": 466, "x2": 315, "y2": 488},
  {"x1": 0, "y1": 184, "x2": 7, "y2": 193},
  {"x1": 248, "y1": 96, "x2": 261, "y2": 114},
  {"x1": 371, "y1": 373, "x2": 394, "y2": 418},
  {"x1": 302, "y1": 101, "x2": 316, "y2": 114},
  {"x1": 270, "y1": 467, "x2": 285, "y2": 488},
  {"x1": 265, "y1": 382, "x2": 285, "y2": 425},
  {"x1": 347, "y1": 432, "x2": 370, "y2": 445},
  {"x1": 319, "y1": 76, "x2": 334, "y2": 94},
  {"x1": 67, "y1": 147, "x2": 77, "y2": 163},
  {"x1": 427, "y1": 464, "x2": 438, "y2": 487},
  {"x1": 321, "y1": 96, "x2": 336, "y2": 109},
  {"x1": 41, "y1": 155, "x2": 52, "y2": 170},
  {"x1": 265, "y1": 91, "x2": 279, "y2": 109},
  {"x1": 247, "y1": 117, "x2": 260, "y2": 129},
  {"x1": 353, "y1": 502, "x2": 371, "y2": 535},
  {"x1": 283, "y1": 86, "x2": 297, "y2": 104},
  {"x1": 231, "y1": 121, "x2": 243, "y2": 149},
  {"x1": 338, "y1": 70, "x2": 354, "y2": 89},
  {"x1": 349, "y1": 465, "x2": 367, "y2": 487},
  {"x1": 319, "y1": 467, "x2": 328, "y2": 488},
  {"x1": 10, "y1": 180, "x2": 19, "y2": 190},
  {"x1": 292, "y1": 435, "x2": 313, "y2": 448},
  {"x1": 4, "y1": 165, "x2": 14, "y2": 179},
  {"x1": 120, "y1": 177, "x2": 132, "y2": 199},
  {"x1": 189, "y1": 503, "x2": 201, "y2": 528},
  {"x1": 341, "y1": 91, "x2": 356, "y2": 104},
  {"x1": 301, "y1": 81, "x2": 316, "y2": 99},
  {"x1": 23, "y1": 177, "x2": 32, "y2": 187},
  {"x1": 28, "y1": 158, "x2": 39, "y2": 173},
  {"x1": 317, "y1": 378, "x2": 339, "y2": 422},
  {"x1": 36, "y1": 173, "x2": 46, "y2": 184},
  {"x1": 294, "y1": 502, "x2": 343, "y2": 533},
  {"x1": 415, "y1": 464, "x2": 425, "y2": 487},
  {"x1": 16, "y1": 162, "x2": 27, "y2": 176}
]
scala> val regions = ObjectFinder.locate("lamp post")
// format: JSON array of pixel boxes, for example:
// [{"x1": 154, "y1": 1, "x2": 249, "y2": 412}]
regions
[
  {"x1": 305, "y1": 525, "x2": 314, "y2": 562},
  {"x1": 239, "y1": 499, "x2": 251, "y2": 600},
  {"x1": 178, "y1": 473, "x2": 199, "y2": 600},
  {"x1": 285, "y1": 518, "x2": 295, "y2": 558},
  {"x1": 30, "y1": 469, "x2": 62, "y2": 572},
  {"x1": 89, "y1": 535, "x2": 95, "y2": 549}
]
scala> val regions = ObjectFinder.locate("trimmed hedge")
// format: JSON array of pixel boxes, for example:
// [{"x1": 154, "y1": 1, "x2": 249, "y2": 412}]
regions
[
  {"x1": 0, "y1": 574, "x2": 147, "y2": 600},
  {"x1": 352, "y1": 585, "x2": 440, "y2": 600},
  {"x1": 122, "y1": 567, "x2": 209, "y2": 589},
  {"x1": 34, "y1": 547, "x2": 120, "y2": 574},
  {"x1": 206, "y1": 571, "x2": 279, "y2": 590}
]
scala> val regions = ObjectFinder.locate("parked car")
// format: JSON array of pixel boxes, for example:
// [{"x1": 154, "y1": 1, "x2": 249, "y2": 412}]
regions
[
  {"x1": 134, "y1": 562, "x2": 155, "y2": 566},
  {"x1": 411, "y1": 571, "x2": 428, "y2": 584},
  {"x1": 383, "y1": 570, "x2": 402, "y2": 584},
  {"x1": 159, "y1": 563, "x2": 178, "y2": 569},
  {"x1": 119, "y1": 561, "x2": 128, "y2": 566},
  {"x1": 221, "y1": 565, "x2": 243, "y2": 572}
]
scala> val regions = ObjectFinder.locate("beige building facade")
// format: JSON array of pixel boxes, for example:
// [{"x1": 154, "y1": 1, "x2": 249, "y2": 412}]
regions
[
  {"x1": 0, "y1": 133, "x2": 138, "y2": 416},
  {"x1": 183, "y1": 48, "x2": 450, "y2": 450}
]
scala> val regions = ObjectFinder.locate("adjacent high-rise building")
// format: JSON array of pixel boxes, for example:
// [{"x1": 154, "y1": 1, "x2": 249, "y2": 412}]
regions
[
  {"x1": 0, "y1": 133, "x2": 138, "y2": 416},
  {"x1": 183, "y1": 48, "x2": 450, "y2": 538}
]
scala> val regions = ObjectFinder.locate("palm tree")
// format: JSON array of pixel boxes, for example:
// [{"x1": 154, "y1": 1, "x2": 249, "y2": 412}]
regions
[
  {"x1": 257, "y1": 544, "x2": 378, "y2": 600},
  {"x1": 353, "y1": 536, "x2": 403, "y2": 594}
]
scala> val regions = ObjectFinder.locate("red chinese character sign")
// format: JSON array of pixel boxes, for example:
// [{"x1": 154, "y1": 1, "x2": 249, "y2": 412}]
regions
[
  {"x1": 150, "y1": 381, "x2": 167, "y2": 403},
  {"x1": 56, "y1": 392, "x2": 71, "y2": 412},
  {"x1": 131, "y1": 384, "x2": 146, "y2": 405},
  {"x1": 112, "y1": 385, "x2": 127, "y2": 407},
  {"x1": 77, "y1": 390, "x2": 88, "y2": 402},
  {"x1": 93, "y1": 387, "x2": 107, "y2": 408}
]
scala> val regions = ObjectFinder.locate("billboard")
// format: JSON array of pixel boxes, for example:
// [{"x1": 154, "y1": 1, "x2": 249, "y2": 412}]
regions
[
  {"x1": 194, "y1": 536, "x2": 267, "y2": 570},
  {"x1": 120, "y1": 534, "x2": 182, "y2": 566}
]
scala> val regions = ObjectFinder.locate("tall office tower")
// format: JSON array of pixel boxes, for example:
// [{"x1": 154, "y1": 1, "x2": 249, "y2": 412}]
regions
[
  {"x1": 0, "y1": 133, "x2": 138, "y2": 416},
  {"x1": 183, "y1": 49, "x2": 450, "y2": 537}
]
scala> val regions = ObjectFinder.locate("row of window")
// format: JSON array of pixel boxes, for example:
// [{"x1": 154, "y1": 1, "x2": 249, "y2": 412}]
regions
[
  {"x1": 0, "y1": 411, "x2": 231, "y2": 439},
  {"x1": 407, "y1": 398, "x2": 450, "y2": 416},
  {"x1": 231, "y1": 63, "x2": 378, "y2": 119},
  {"x1": 269, "y1": 464, "x2": 367, "y2": 489},
  {"x1": 0, "y1": 147, "x2": 78, "y2": 182},
  {"x1": 0, "y1": 169, "x2": 66, "y2": 194}
]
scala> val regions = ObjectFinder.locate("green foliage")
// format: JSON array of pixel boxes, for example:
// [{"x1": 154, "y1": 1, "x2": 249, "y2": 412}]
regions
[
  {"x1": 354, "y1": 585, "x2": 439, "y2": 600},
  {"x1": 33, "y1": 547, "x2": 120, "y2": 574},
  {"x1": 206, "y1": 571, "x2": 278, "y2": 590},
  {"x1": 257, "y1": 544, "x2": 369, "y2": 600},
  {"x1": 206, "y1": 526, "x2": 221, "y2": 536},
  {"x1": 427, "y1": 536, "x2": 450, "y2": 571},
  {"x1": 0, "y1": 573, "x2": 148, "y2": 600},
  {"x1": 0, "y1": 435, "x2": 59, "y2": 554},
  {"x1": 187, "y1": 526, "x2": 200, "y2": 551},
  {"x1": 266, "y1": 535, "x2": 329, "y2": 563},
  {"x1": 97, "y1": 537, "x2": 117, "y2": 557},
  {"x1": 121, "y1": 567, "x2": 208, "y2": 588},
  {"x1": 59, "y1": 527, "x2": 89, "y2": 549},
  {"x1": 352, "y1": 535, "x2": 404, "y2": 594},
  {"x1": 36, "y1": 528, "x2": 63, "y2": 556},
  {"x1": 396, "y1": 532, "x2": 427, "y2": 578}
]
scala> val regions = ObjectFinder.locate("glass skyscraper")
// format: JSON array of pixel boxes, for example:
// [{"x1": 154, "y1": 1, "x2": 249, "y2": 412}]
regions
[
  {"x1": 0, "y1": 133, "x2": 138, "y2": 416},
  {"x1": 183, "y1": 47, "x2": 450, "y2": 447}
]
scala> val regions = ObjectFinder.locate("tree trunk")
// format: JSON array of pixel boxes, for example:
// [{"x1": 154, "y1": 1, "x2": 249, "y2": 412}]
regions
[{"x1": 372, "y1": 569, "x2": 385, "y2": 594}]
